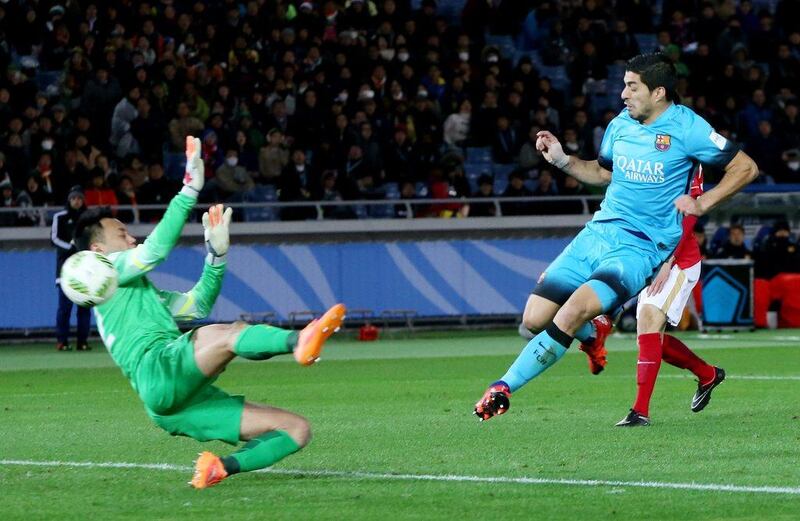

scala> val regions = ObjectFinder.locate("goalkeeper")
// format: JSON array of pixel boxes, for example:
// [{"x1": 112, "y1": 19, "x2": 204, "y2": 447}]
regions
[{"x1": 73, "y1": 136, "x2": 346, "y2": 489}]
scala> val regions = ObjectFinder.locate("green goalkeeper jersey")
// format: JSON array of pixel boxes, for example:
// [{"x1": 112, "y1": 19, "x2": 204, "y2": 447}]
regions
[{"x1": 93, "y1": 193, "x2": 225, "y2": 379}]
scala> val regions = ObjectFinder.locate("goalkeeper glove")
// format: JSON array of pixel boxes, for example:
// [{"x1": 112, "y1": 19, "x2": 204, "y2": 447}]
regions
[
  {"x1": 202, "y1": 204, "x2": 233, "y2": 265},
  {"x1": 181, "y1": 135, "x2": 205, "y2": 198}
]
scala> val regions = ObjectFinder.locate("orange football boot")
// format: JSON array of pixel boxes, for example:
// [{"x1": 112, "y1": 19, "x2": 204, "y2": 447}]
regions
[
  {"x1": 190, "y1": 452, "x2": 228, "y2": 489},
  {"x1": 294, "y1": 303, "x2": 346, "y2": 366}
]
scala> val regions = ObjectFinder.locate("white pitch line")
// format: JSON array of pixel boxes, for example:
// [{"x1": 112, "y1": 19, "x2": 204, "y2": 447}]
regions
[{"x1": 1, "y1": 459, "x2": 799, "y2": 496}]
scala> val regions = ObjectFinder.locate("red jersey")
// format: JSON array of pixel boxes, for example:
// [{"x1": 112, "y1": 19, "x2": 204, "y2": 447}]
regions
[{"x1": 674, "y1": 167, "x2": 703, "y2": 269}]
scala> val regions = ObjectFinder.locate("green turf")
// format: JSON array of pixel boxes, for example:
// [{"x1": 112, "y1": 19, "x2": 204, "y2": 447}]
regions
[{"x1": 1, "y1": 330, "x2": 799, "y2": 520}]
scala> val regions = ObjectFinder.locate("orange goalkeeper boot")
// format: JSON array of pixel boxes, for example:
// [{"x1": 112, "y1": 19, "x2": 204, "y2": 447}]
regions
[
  {"x1": 294, "y1": 303, "x2": 346, "y2": 366},
  {"x1": 190, "y1": 452, "x2": 228, "y2": 489}
]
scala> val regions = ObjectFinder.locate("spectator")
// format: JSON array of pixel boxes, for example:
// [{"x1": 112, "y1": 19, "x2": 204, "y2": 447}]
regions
[
  {"x1": 0, "y1": 179, "x2": 26, "y2": 226},
  {"x1": 51, "y1": 186, "x2": 90, "y2": 351},
  {"x1": 278, "y1": 149, "x2": 316, "y2": 221},
  {"x1": 443, "y1": 99, "x2": 472, "y2": 148},
  {"x1": 84, "y1": 169, "x2": 118, "y2": 208},
  {"x1": 694, "y1": 222, "x2": 709, "y2": 258},
  {"x1": 491, "y1": 116, "x2": 521, "y2": 164},
  {"x1": 469, "y1": 174, "x2": 497, "y2": 217},
  {"x1": 501, "y1": 171, "x2": 533, "y2": 216},
  {"x1": 394, "y1": 180, "x2": 418, "y2": 219},
  {"x1": 757, "y1": 221, "x2": 800, "y2": 278},
  {"x1": 115, "y1": 175, "x2": 138, "y2": 224},
  {"x1": 384, "y1": 128, "x2": 413, "y2": 182},
  {"x1": 216, "y1": 149, "x2": 256, "y2": 199},
  {"x1": 110, "y1": 86, "x2": 141, "y2": 158},
  {"x1": 138, "y1": 164, "x2": 177, "y2": 222},
  {"x1": 74, "y1": 134, "x2": 102, "y2": 172},
  {"x1": 560, "y1": 175, "x2": 591, "y2": 214},
  {"x1": 259, "y1": 129, "x2": 290, "y2": 184},
  {"x1": 519, "y1": 126, "x2": 543, "y2": 171},
  {"x1": 168, "y1": 102, "x2": 204, "y2": 151},
  {"x1": 714, "y1": 224, "x2": 752, "y2": 259}
]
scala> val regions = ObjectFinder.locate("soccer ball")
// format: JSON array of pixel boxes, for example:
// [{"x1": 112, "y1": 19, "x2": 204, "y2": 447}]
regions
[{"x1": 60, "y1": 251, "x2": 119, "y2": 307}]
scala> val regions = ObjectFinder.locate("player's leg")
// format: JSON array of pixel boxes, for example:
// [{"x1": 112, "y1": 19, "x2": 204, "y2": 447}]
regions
[
  {"x1": 191, "y1": 303, "x2": 346, "y2": 377},
  {"x1": 616, "y1": 301, "x2": 666, "y2": 426},
  {"x1": 191, "y1": 400, "x2": 311, "y2": 489},
  {"x1": 55, "y1": 285, "x2": 73, "y2": 351},
  {"x1": 519, "y1": 293, "x2": 612, "y2": 374},
  {"x1": 655, "y1": 263, "x2": 724, "y2": 412},
  {"x1": 76, "y1": 304, "x2": 91, "y2": 351}
]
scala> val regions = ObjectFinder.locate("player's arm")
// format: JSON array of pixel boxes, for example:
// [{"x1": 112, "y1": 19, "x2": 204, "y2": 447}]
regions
[
  {"x1": 675, "y1": 119, "x2": 759, "y2": 216},
  {"x1": 677, "y1": 151, "x2": 758, "y2": 216},
  {"x1": 536, "y1": 131, "x2": 612, "y2": 186},
  {"x1": 156, "y1": 204, "x2": 232, "y2": 321},
  {"x1": 111, "y1": 137, "x2": 205, "y2": 284}
]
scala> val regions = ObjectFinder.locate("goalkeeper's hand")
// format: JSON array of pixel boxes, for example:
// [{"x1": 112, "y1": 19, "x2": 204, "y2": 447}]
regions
[
  {"x1": 536, "y1": 130, "x2": 569, "y2": 170},
  {"x1": 202, "y1": 204, "x2": 233, "y2": 265},
  {"x1": 181, "y1": 135, "x2": 204, "y2": 198}
]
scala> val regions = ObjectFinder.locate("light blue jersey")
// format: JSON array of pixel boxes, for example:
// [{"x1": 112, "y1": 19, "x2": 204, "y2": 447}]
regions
[{"x1": 595, "y1": 104, "x2": 738, "y2": 251}]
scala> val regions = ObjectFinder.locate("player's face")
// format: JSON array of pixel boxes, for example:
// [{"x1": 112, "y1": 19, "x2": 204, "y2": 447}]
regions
[
  {"x1": 621, "y1": 71, "x2": 656, "y2": 122},
  {"x1": 94, "y1": 218, "x2": 137, "y2": 254}
]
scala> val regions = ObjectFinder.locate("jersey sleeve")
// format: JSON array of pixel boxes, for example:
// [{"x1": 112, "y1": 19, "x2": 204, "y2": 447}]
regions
[
  {"x1": 684, "y1": 113, "x2": 739, "y2": 168},
  {"x1": 156, "y1": 260, "x2": 225, "y2": 321},
  {"x1": 597, "y1": 117, "x2": 618, "y2": 171},
  {"x1": 109, "y1": 192, "x2": 195, "y2": 285}
]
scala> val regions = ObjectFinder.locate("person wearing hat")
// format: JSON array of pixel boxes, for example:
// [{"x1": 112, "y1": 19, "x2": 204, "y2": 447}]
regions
[{"x1": 51, "y1": 186, "x2": 91, "y2": 351}]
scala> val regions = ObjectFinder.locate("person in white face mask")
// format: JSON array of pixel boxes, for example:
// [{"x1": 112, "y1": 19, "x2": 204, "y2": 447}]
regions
[{"x1": 216, "y1": 149, "x2": 255, "y2": 197}]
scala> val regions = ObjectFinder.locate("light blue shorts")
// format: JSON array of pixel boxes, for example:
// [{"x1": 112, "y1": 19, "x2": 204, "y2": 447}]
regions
[{"x1": 532, "y1": 220, "x2": 669, "y2": 312}]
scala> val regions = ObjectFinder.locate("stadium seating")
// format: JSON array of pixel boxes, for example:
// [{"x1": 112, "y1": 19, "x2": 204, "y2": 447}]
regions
[{"x1": 634, "y1": 33, "x2": 659, "y2": 54}]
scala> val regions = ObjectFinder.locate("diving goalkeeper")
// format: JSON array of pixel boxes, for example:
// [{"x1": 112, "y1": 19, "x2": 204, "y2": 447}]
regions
[{"x1": 74, "y1": 136, "x2": 346, "y2": 489}]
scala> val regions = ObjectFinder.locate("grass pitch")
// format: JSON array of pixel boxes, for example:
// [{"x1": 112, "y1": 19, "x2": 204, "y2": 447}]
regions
[{"x1": 1, "y1": 329, "x2": 799, "y2": 520}]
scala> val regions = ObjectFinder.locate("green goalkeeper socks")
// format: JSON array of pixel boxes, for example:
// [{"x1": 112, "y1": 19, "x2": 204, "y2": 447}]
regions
[
  {"x1": 233, "y1": 324, "x2": 298, "y2": 360},
  {"x1": 221, "y1": 430, "x2": 301, "y2": 474}
]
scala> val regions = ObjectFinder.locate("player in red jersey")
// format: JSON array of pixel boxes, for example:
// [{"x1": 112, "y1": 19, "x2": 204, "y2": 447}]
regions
[{"x1": 616, "y1": 166, "x2": 726, "y2": 426}]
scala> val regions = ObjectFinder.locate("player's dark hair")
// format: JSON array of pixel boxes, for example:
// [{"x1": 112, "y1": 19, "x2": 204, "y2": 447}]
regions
[
  {"x1": 626, "y1": 53, "x2": 678, "y2": 102},
  {"x1": 74, "y1": 207, "x2": 114, "y2": 251}
]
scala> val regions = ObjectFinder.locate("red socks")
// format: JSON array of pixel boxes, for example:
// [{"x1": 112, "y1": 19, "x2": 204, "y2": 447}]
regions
[
  {"x1": 662, "y1": 334, "x2": 716, "y2": 385},
  {"x1": 632, "y1": 333, "x2": 662, "y2": 417}
]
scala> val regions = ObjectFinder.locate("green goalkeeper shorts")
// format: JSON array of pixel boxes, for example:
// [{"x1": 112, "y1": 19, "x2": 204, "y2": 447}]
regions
[{"x1": 133, "y1": 330, "x2": 244, "y2": 445}]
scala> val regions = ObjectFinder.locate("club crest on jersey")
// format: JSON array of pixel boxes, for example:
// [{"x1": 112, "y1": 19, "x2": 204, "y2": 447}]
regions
[{"x1": 655, "y1": 134, "x2": 671, "y2": 152}]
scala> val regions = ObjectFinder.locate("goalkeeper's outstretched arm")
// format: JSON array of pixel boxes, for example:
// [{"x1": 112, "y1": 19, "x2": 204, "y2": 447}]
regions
[
  {"x1": 157, "y1": 204, "x2": 231, "y2": 321},
  {"x1": 111, "y1": 136, "x2": 205, "y2": 284}
]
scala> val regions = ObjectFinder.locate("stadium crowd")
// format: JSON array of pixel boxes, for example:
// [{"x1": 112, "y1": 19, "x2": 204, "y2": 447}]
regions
[{"x1": 1, "y1": 0, "x2": 800, "y2": 226}]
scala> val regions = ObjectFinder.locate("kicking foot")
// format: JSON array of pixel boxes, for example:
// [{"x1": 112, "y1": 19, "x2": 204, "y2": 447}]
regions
[
  {"x1": 578, "y1": 315, "x2": 612, "y2": 375},
  {"x1": 190, "y1": 451, "x2": 228, "y2": 489},
  {"x1": 473, "y1": 382, "x2": 511, "y2": 422},
  {"x1": 615, "y1": 409, "x2": 651, "y2": 427},
  {"x1": 691, "y1": 366, "x2": 725, "y2": 412},
  {"x1": 294, "y1": 303, "x2": 346, "y2": 366}
]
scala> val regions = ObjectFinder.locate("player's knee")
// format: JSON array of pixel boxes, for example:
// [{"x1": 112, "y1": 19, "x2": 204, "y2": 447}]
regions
[
  {"x1": 637, "y1": 304, "x2": 665, "y2": 334},
  {"x1": 522, "y1": 313, "x2": 546, "y2": 332},
  {"x1": 287, "y1": 415, "x2": 312, "y2": 448}
]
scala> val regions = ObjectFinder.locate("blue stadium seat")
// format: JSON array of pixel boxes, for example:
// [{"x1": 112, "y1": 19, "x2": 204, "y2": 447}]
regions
[
  {"x1": 635, "y1": 33, "x2": 659, "y2": 54},
  {"x1": 414, "y1": 182, "x2": 430, "y2": 198},
  {"x1": 384, "y1": 182, "x2": 400, "y2": 200},
  {"x1": 493, "y1": 178, "x2": 508, "y2": 195},
  {"x1": 35, "y1": 70, "x2": 61, "y2": 91},
  {"x1": 464, "y1": 162, "x2": 491, "y2": 179},
  {"x1": 709, "y1": 227, "x2": 729, "y2": 253},
  {"x1": 537, "y1": 64, "x2": 570, "y2": 92},
  {"x1": 466, "y1": 147, "x2": 492, "y2": 163},
  {"x1": 368, "y1": 203, "x2": 395, "y2": 219},
  {"x1": 242, "y1": 185, "x2": 277, "y2": 222},
  {"x1": 485, "y1": 34, "x2": 516, "y2": 58},
  {"x1": 752, "y1": 225, "x2": 773, "y2": 252},
  {"x1": 492, "y1": 164, "x2": 515, "y2": 181},
  {"x1": 163, "y1": 148, "x2": 186, "y2": 182}
]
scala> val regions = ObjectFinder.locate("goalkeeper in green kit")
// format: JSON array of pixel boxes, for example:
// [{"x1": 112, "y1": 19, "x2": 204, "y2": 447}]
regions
[{"x1": 73, "y1": 136, "x2": 346, "y2": 489}]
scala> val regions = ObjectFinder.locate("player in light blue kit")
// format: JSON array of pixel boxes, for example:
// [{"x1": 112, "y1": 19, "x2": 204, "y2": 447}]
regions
[{"x1": 474, "y1": 54, "x2": 759, "y2": 421}]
